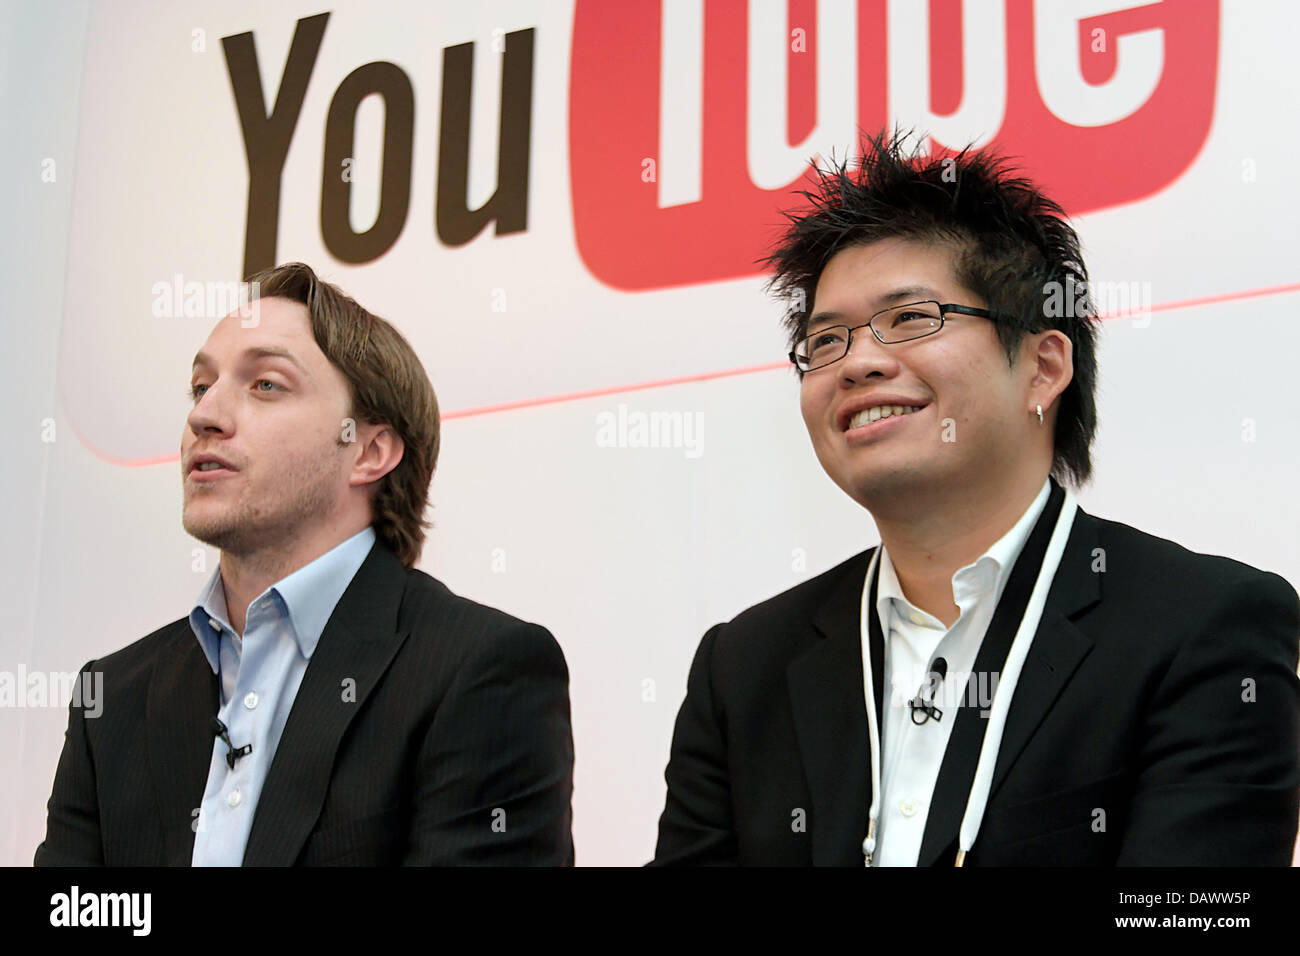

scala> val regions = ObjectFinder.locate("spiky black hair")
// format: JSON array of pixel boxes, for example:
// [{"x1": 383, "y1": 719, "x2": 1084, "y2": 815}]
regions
[{"x1": 764, "y1": 128, "x2": 1099, "y2": 488}]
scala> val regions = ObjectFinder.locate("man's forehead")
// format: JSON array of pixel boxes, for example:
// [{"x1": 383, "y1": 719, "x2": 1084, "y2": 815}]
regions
[
  {"x1": 220, "y1": 294, "x2": 309, "y2": 329},
  {"x1": 195, "y1": 298, "x2": 318, "y2": 366},
  {"x1": 812, "y1": 240, "x2": 965, "y2": 313},
  {"x1": 820, "y1": 238, "x2": 958, "y2": 286}
]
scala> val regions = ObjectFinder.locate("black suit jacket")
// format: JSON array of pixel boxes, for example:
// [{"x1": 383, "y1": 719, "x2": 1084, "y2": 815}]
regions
[
  {"x1": 35, "y1": 541, "x2": 575, "y2": 866},
  {"x1": 653, "y1": 504, "x2": 1300, "y2": 865}
]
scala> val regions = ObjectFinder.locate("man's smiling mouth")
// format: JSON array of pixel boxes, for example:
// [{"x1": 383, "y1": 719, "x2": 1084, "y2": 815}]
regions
[{"x1": 846, "y1": 404, "x2": 925, "y2": 430}]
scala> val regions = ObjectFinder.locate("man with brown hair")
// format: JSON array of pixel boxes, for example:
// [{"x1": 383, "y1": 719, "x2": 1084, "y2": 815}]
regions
[{"x1": 35, "y1": 263, "x2": 574, "y2": 866}]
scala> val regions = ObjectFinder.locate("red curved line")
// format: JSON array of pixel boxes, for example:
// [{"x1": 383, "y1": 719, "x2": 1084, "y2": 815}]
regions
[
  {"x1": 69, "y1": 280, "x2": 1300, "y2": 465},
  {"x1": 1097, "y1": 280, "x2": 1300, "y2": 318},
  {"x1": 443, "y1": 360, "x2": 789, "y2": 420}
]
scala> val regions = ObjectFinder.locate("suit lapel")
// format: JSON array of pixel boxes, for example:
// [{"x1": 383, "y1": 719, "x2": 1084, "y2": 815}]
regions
[
  {"x1": 146, "y1": 623, "x2": 219, "y2": 866},
  {"x1": 787, "y1": 549, "x2": 877, "y2": 865},
  {"x1": 917, "y1": 507, "x2": 1102, "y2": 866},
  {"x1": 241, "y1": 542, "x2": 411, "y2": 866}
]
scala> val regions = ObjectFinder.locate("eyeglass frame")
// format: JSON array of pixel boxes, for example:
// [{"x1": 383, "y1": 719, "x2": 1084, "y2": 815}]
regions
[{"x1": 788, "y1": 300, "x2": 1015, "y2": 372}]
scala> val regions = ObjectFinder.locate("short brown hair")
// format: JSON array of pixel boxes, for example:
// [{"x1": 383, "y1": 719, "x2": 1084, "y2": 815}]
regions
[{"x1": 245, "y1": 262, "x2": 439, "y2": 567}]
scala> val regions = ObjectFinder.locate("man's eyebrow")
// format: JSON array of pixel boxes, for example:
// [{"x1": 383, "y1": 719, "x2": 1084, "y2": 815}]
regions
[
  {"x1": 191, "y1": 346, "x2": 309, "y2": 376},
  {"x1": 806, "y1": 310, "x2": 845, "y2": 330},
  {"x1": 244, "y1": 346, "x2": 309, "y2": 374},
  {"x1": 875, "y1": 285, "x2": 943, "y2": 308},
  {"x1": 806, "y1": 285, "x2": 944, "y2": 329}
]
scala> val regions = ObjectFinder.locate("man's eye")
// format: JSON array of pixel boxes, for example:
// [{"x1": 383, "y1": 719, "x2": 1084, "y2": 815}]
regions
[
  {"x1": 811, "y1": 331, "x2": 845, "y2": 348},
  {"x1": 189, "y1": 381, "x2": 283, "y2": 399}
]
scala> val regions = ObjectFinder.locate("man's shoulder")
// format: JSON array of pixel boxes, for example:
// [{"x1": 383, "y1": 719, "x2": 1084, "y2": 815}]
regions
[
  {"x1": 395, "y1": 566, "x2": 564, "y2": 664},
  {"x1": 82, "y1": 617, "x2": 195, "y2": 678},
  {"x1": 396, "y1": 565, "x2": 542, "y2": 633},
  {"x1": 702, "y1": 548, "x2": 875, "y2": 668},
  {"x1": 1086, "y1": 509, "x2": 1299, "y2": 609},
  {"x1": 727, "y1": 548, "x2": 874, "y2": 628}
]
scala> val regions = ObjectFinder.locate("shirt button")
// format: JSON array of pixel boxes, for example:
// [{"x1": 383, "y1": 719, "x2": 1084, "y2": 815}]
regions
[
  {"x1": 243, "y1": 692, "x2": 259, "y2": 710},
  {"x1": 208, "y1": 618, "x2": 221, "y2": 632},
  {"x1": 908, "y1": 610, "x2": 926, "y2": 626},
  {"x1": 900, "y1": 800, "x2": 918, "y2": 817},
  {"x1": 227, "y1": 789, "x2": 242, "y2": 808}
]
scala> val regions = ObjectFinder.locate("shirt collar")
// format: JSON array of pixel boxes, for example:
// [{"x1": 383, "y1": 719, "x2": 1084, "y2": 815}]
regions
[
  {"x1": 876, "y1": 477, "x2": 1052, "y2": 627},
  {"x1": 188, "y1": 526, "x2": 377, "y2": 670},
  {"x1": 189, "y1": 564, "x2": 236, "y2": 675}
]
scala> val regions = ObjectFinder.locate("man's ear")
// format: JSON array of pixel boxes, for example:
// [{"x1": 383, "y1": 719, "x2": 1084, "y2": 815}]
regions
[
  {"x1": 349, "y1": 423, "x2": 405, "y2": 488},
  {"x1": 1028, "y1": 330, "x2": 1073, "y2": 413}
]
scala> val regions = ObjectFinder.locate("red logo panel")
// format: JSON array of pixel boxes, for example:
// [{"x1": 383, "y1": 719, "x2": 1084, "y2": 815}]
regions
[{"x1": 569, "y1": 0, "x2": 1219, "y2": 291}]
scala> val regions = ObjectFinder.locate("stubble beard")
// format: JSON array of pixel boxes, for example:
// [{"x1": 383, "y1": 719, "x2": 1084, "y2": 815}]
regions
[{"x1": 182, "y1": 440, "x2": 346, "y2": 561}]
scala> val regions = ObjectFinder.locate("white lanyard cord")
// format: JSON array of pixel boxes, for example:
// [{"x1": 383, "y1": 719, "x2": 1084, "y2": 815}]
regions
[
  {"x1": 861, "y1": 488, "x2": 1079, "y2": 867},
  {"x1": 955, "y1": 490, "x2": 1078, "y2": 865},
  {"x1": 860, "y1": 546, "x2": 884, "y2": 866}
]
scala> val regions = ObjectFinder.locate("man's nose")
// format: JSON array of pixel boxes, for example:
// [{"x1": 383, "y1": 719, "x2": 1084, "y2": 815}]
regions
[
  {"x1": 186, "y1": 383, "x2": 233, "y2": 435},
  {"x1": 839, "y1": 326, "x2": 895, "y2": 381}
]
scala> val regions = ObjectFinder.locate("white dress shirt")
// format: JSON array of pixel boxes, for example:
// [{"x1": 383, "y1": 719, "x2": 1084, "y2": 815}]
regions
[{"x1": 870, "y1": 478, "x2": 1051, "y2": 866}]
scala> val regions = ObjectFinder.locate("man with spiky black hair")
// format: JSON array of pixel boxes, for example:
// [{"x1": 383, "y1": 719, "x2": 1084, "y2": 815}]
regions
[{"x1": 652, "y1": 131, "x2": 1300, "y2": 867}]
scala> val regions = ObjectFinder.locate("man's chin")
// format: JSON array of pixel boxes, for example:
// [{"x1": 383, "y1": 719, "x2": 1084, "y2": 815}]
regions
[
  {"x1": 182, "y1": 509, "x2": 250, "y2": 555},
  {"x1": 839, "y1": 464, "x2": 930, "y2": 510}
]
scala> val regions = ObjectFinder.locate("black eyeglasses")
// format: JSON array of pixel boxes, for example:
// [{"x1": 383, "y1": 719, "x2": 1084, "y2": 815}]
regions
[{"x1": 789, "y1": 300, "x2": 1010, "y2": 372}]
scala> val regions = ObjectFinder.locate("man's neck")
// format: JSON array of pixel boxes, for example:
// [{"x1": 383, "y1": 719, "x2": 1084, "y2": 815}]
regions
[
  {"x1": 871, "y1": 469, "x2": 1049, "y2": 629},
  {"x1": 218, "y1": 518, "x2": 370, "y2": 635}
]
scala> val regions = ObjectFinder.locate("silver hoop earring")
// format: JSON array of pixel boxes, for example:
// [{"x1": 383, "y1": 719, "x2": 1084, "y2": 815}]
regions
[{"x1": 1035, "y1": 404, "x2": 1044, "y2": 426}]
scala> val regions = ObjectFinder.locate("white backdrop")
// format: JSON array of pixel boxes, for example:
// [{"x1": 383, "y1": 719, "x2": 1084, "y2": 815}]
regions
[{"x1": 3, "y1": 0, "x2": 1298, "y2": 866}]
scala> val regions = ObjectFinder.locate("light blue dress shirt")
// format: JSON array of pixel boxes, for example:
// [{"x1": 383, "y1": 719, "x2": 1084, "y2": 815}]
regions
[{"x1": 188, "y1": 526, "x2": 377, "y2": 866}]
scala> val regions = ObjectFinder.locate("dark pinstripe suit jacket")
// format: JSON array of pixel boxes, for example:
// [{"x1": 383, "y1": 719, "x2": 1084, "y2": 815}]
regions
[{"x1": 34, "y1": 541, "x2": 575, "y2": 866}]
